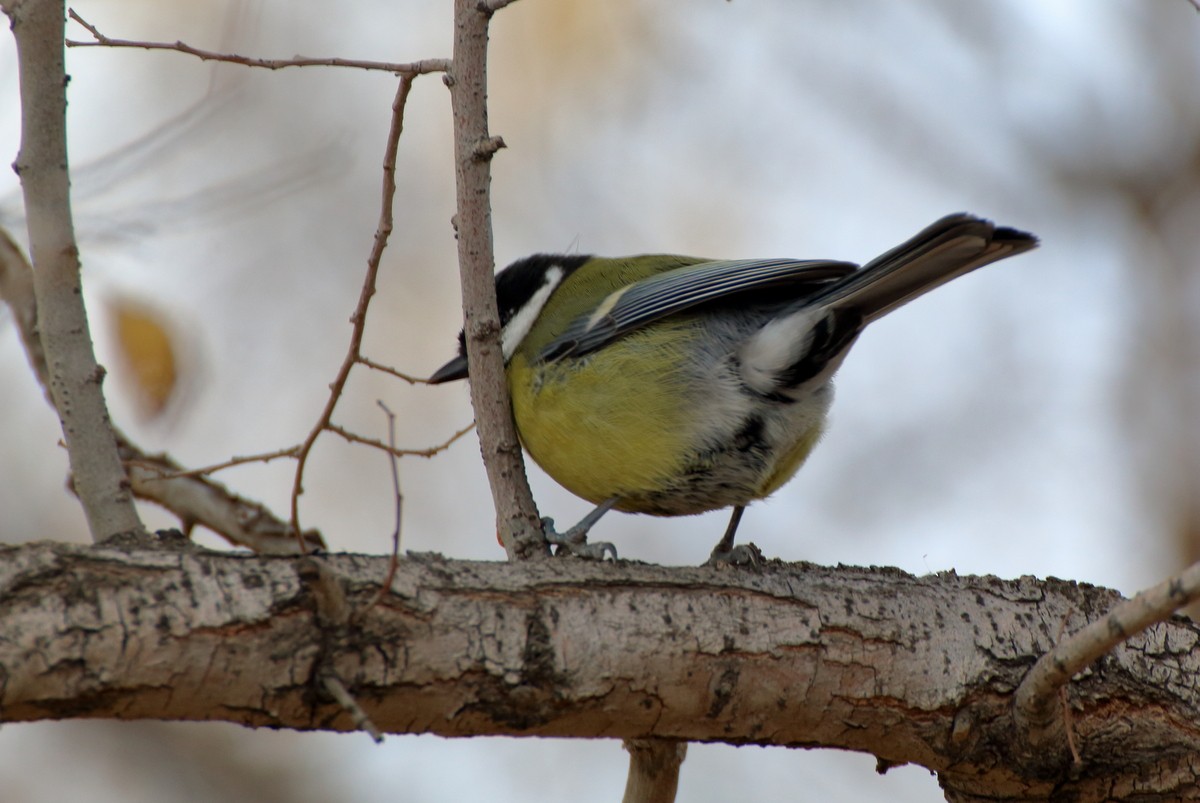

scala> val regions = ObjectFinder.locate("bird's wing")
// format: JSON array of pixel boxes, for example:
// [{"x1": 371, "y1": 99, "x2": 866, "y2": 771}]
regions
[{"x1": 539, "y1": 258, "x2": 857, "y2": 362}]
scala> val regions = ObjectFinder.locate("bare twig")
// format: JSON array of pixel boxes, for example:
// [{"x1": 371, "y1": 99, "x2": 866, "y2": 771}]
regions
[
  {"x1": 296, "y1": 556, "x2": 384, "y2": 741},
  {"x1": 356, "y1": 355, "x2": 428, "y2": 384},
  {"x1": 327, "y1": 421, "x2": 475, "y2": 459},
  {"x1": 1014, "y1": 558, "x2": 1200, "y2": 751},
  {"x1": 288, "y1": 75, "x2": 415, "y2": 549},
  {"x1": 622, "y1": 740, "x2": 687, "y2": 803},
  {"x1": 4, "y1": 0, "x2": 143, "y2": 541},
  {"x1": 143, "y1": 446, "x2": 303, "y2": 479},
  {"x1": 67, "y1": 9, "x2": 449, "y2": 76},
  {"x1": 448, "y1": 0, "x2": 547, "y2": 561},
  {"x1": 122, "y1": 442, "x2": 323, "y2": 553},
  {"x1": 367, "y1": 401, "x2": 404, "y2": 610},
  {"x1": 322, "y1": 674, "x2": 384, "y2": 743}
]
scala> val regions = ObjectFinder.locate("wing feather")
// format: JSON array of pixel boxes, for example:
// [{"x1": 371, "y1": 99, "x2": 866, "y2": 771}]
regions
[{"x1": 539, "y1": 258, "x2": 857, "y2": 362}]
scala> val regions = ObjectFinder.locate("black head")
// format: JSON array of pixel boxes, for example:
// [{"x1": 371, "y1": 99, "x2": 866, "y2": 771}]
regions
[{"x1": 428, "y1": 254, "x2": 591, "y2": 383}]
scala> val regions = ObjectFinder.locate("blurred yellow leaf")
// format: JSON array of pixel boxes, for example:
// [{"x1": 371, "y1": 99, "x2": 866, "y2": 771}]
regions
[{"x1": 109, "y1": 297, "x2": 178, "y2": 419}]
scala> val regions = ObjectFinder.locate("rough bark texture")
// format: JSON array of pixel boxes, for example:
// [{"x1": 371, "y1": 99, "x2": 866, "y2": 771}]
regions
[{"x1": 1, "y1": 536, "x2": 1198, "y2": 801}]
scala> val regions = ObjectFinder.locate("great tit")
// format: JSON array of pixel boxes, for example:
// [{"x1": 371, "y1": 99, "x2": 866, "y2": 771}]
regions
[{"x1": 430, "y1": 213, "x2": 1037, "y2": 562}]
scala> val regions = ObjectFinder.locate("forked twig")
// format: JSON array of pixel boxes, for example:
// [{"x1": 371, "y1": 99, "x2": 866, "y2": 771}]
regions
[
  {"x1": 327, "y1": 421, "x2": 475, "y2": 459},
  {"x1": 288, "y1": 75, "x2": 416, "y2": 550}
]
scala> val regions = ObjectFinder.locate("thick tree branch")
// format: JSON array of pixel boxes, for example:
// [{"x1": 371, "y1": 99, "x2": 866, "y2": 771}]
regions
[
  {"x1": 1014, "y1": 556, "x2": 1200, "y2": 755},
  {"x1": 2, "y1": 540, "x2": 1199, "y2": 802},
  {"x1": 4, "y1": 0, "x2": 142, "y2": 541}
]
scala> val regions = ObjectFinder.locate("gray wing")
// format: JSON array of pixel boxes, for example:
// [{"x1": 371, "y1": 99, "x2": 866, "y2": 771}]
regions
[{"x1": 539, "y1": 258, "x2": 858, "y2": 362}]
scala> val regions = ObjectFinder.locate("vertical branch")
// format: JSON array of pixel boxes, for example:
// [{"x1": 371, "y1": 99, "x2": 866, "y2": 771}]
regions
[
  {"x1": 4, "y1": 0, "x2": 142, "y2": 540},
  {"x1": 622, "y1": 740, "x2": 687, "y2": 803},
  {"x1": 447, "y1": 0, "x2": 547, "y2": 560}
]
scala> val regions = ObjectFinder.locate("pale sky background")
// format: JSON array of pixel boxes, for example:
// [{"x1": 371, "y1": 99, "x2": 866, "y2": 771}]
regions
[{"x1": 1, "y1": 1, "x2": 1199, "y2": 801}]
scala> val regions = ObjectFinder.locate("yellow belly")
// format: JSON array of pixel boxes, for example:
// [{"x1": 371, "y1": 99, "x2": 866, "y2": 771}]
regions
[
  {"x1": 507, "y1": 325, "x2": 828, "y2": 515},
  {"x1": 508, "y1": 338, "x2": 695, "y2": 509}
]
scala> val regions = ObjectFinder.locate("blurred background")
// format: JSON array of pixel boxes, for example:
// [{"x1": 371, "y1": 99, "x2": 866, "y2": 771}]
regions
[{"x1": 1, "y1": 0, "x2": 1199, "y2": 800}]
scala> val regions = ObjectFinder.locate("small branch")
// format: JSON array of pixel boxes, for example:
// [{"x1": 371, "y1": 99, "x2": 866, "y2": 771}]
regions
[
  {"x1": 1014, "y1": 558, "x2": 1200, "y2": 752},
  {"x1": 367, "y1": 402, "x2": 404, "y2": 610},
  {"x1": 622, "y1": 740, "x2": 687, "y2": 803},
  {"x1": 143, "y1": 446, "x2": 302, "y2": 479},
  {"x1": 321, "y1": 674, "x2": 384, "y2": 743},
  {"x1": 5, "y1": 0, "x2": 143, "y2": 541},
  {"x1": 356, "y1": 355, "x2": 428, "y2": 384},
  {"x1": 289, "y1": 75, "x2": 416, "y2": 549},
  {"x1": 122, "y1": 441, "x2": 323, "y2": 554},
  {"x1": 448, "y1": 0, "x2": 547, "y2": 561},
  {"x1": 67, "y1": 9, "x2": 449, "y2": 75},
  {"x1": 296, "y1": 556, "x2": 383, "y2": 742},
  {"x1": 326, "y1": 421, "x2": 475, "y2": 459}
]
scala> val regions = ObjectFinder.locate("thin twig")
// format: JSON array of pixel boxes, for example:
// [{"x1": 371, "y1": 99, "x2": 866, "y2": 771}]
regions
[
  {"x1": 289, "y1": 75, "x2": 415, "y2": 550},
  {"x1": 67, "y1": 9, "x2": 448, "y2": 76},
  {"x1": 322, "y1": 674, "x2": 384, "y2": 743},
  {"x1": 356, "y1": 355, "x2": 428, "y2": 384},
  {"x1": 327, "y1": 421, "x2": 475, "y2": 459},
  {"x1": 366, "y1": 401, "x2": 404, "y2": 611},
  {"x1": 296, "y1": 556, "x2": 384, "y2": 742},
  {"x1": 138, "y1": 445, "x2": 302, "y2": 479},
  {"x1": 1014, "y1": 558, "x2": 1200, "y2": 750}
]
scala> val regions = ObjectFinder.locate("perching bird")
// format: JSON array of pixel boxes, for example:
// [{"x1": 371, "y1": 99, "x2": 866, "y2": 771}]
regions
[{"x1": 430, "y1": 213, "x2": 1037, "y2": 563}]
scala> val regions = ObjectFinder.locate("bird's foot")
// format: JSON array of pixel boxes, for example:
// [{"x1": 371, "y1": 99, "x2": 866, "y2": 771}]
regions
[
  {"x1": 704, "y1": 541, "x2": 763, "y2": 569},
  {"x1": 542, "y1": 517, "x2": 618, "y2": 560}
]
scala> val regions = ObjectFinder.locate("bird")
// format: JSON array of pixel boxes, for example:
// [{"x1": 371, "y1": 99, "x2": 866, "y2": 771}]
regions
[{"x1": 429, "y1": 213, "x2": 1038, "y2": 563}]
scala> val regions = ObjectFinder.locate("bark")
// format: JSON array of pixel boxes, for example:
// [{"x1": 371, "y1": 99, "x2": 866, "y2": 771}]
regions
[{"x1": 1, "y1": 537, "x2": 1198, "y2": 801}]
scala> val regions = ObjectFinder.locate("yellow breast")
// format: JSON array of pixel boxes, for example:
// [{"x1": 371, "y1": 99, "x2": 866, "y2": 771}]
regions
[{"x1": 508, "y1": 325, "x2": 698, "y2": 509}]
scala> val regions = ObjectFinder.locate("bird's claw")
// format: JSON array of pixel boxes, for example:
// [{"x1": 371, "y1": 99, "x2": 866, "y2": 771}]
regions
[
  {"x1": 705, "y1": 541, "x2": 763, "y2": 569},
  {"x1": 542, "y1": 516, "x2": 618, "y2": 561}
]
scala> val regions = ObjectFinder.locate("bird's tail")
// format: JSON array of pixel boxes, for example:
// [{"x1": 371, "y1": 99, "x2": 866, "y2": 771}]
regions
[{"x1": 809, "y1": 213, "x2": 1039, "y2": 324}]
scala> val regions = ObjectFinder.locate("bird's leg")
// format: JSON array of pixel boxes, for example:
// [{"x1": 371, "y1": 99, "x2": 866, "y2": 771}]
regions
[
  {"x1": 543, "y1": 497, "x2": 619, "y2": 560},
  {"x1": 705, "y1": 505, "x2": 762, "y2": 567}
]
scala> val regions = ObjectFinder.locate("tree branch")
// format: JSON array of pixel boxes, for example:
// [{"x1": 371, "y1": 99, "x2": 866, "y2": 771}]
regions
[
  {"x1": 3, "y1": 0, "x2": 143, "y2": 541},
  {"x1": 0, "y1": 226, "x2": 319, "y2": 554},
  {"x1": 66, "y1": 9, "x2": 450, "y2": 76},
  {"x1": 447, "y1": 0, "x2": 546, "y2": 561},
  {"x1": 3, "y1": 541, "x2": 1200, "y2": 801},
  {"x1": 623, "y1": 740, "x2": 687, "y2": 803},
  {"x1": 1014, "y1": 556, "x2": 1200, "y2": 755}
]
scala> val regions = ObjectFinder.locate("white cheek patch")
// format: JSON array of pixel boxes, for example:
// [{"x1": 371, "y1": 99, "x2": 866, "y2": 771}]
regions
[{"x1": 501, "y1": 265, "x2": 564, "y2": 360}]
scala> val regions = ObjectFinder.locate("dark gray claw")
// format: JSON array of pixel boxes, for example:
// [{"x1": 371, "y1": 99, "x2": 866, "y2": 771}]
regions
[
  {"x1": 542, "y1": 516, "x2": 619, "y2": 561},
  {"x1": 705, "y1": 541, "x2": 762, "y2": 568}
]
